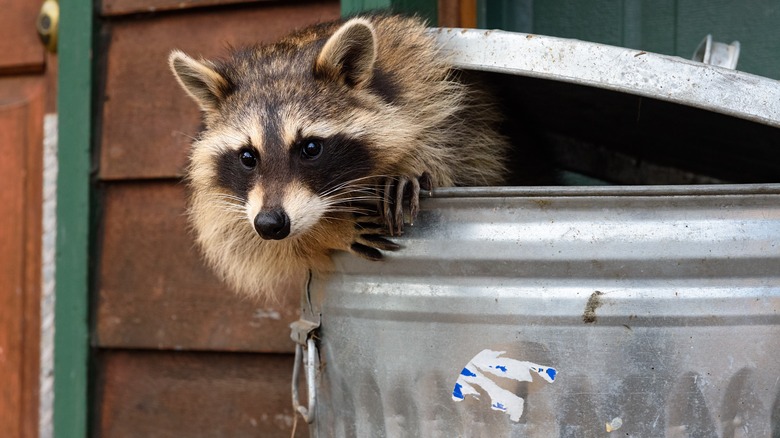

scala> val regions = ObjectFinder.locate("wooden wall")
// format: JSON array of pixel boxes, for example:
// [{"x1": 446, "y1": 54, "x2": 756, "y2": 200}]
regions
[{"x1": 94, "y1": 1, "x2": 340, "y2": 436}]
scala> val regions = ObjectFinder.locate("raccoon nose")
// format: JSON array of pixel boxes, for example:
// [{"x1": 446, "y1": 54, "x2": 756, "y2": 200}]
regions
[{"x1": 254, "y1": 209, "x2": 291, "y2": 240}]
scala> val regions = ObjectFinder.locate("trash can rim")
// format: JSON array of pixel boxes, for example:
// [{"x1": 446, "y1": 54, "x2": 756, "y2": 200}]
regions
[{"x1": 426, "y1": 184, "x2": 780, "y2": 198}]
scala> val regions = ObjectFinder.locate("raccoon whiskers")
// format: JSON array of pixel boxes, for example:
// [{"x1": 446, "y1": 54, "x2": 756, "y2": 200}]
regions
[
  {"x1": 175, "y1": 131, "x2": 200, "y2": 142},
  {"x1": 322, "y1": 190, "x2": 381, "y2": 203},
  {"x1": 320, "y1": 194, "x2": 380, "y2": 216},
  {"x1": 319, "y1": 214, "x2": 360, "y2": 224},
  {"x1": 207, "y1": 193, "x2": 249, "y2": 219},
  {"x1": 318, "y1": 174, "x2": 391, "y2": 198},
  {"x1": 213, "y1": 203, "x2": 248, "y2": 217},
  {"x1": 319, "y1": 182, "x2": 383, "y2": 213},
  {"x1": 320, "y1": 196, "x2": 377, "y2": 213},
  {"x1": 321, "y1": 186, "x2": 379, "y2": 200},
  {"x1": 209, "y1": 192, "x2": 246, "y2": 203},
  {"x1": 323, "y1": 207, "x2": 375, "y2": 217}
]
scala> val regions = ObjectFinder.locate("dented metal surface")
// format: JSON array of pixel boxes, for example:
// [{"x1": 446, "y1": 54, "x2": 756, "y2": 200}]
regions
[{"x1": 308, "y1": 186, "x2": 780, "y2": 437}]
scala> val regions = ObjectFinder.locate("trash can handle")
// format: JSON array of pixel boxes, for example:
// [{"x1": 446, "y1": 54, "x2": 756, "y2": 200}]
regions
[{"x1": 292, "y1": 337, "x2": 317, "y2": 424}]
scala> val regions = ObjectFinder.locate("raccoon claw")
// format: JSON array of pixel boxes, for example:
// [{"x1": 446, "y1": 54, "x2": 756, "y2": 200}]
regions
[
  {"x1": 394, "y1": 176, "x2": 410, "y2": 235},
  {"x1": 408, "y1": 176, "x2": 423, "y2": 225},
  {"x1": 350, "y1": 226, "x2": 401, "y2": 261},
  {"x1": 382, "y1": 178, "x2": 395, "y2": 234},
  {"x1": 381, "y1": 172, "x2": 432, "y2": 236},
  {"x1": 359, "y1": 234, "x2": 401, "y2": 251},
  {"x1": 350, "y1": 243, "x2": 383, "y2": 261},
  {"x1": 352, "y1": 235, "x2": 400, "y2": 260}
]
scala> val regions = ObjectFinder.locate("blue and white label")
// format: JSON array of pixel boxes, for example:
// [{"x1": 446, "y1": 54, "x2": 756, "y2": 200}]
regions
[{"x1": 452, "y1": 349, "x2": 557, "y2": 422}]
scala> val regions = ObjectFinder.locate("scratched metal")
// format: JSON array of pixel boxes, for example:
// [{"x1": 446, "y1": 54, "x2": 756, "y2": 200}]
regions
[{"x1": 307, "y1": 185, "x2": 780, "y2": 437}]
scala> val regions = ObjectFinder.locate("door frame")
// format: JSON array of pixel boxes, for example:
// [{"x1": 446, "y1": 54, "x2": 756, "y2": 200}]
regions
[{"x1": 54, "y1": 0, "x2": 92, "y2": 435}]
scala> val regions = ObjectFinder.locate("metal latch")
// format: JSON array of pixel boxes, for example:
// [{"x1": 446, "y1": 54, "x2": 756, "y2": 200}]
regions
[
  {"x1": 692, "y1": 34, "x2": 740, "y2": 69},
  {"x1": 290, "y1": 318, "x2": 320, "y2": 424},
  {"x1": 290, "y1": 319, "x2": 320, "y2": 346}
]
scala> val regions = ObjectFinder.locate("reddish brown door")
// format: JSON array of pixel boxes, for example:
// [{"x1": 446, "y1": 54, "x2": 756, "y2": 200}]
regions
[{"x1": 0, "y1": 0, "x2": 55, "y2": 435}]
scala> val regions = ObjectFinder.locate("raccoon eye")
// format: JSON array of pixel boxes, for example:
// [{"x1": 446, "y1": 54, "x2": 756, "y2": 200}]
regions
[
  {"x1": 239, "y1": 149, "x2": 258, "y2": 169},
  {"x1": 300, "y1": 139, "x2": 323, "y2": 160}
]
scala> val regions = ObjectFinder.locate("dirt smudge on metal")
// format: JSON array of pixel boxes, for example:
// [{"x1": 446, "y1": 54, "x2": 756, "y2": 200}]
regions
[{"x1": 582, "y1": 290, "x2": 604, "y2": 324}]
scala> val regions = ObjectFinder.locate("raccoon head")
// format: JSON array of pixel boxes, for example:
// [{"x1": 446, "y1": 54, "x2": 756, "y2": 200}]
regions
[{"x1": 169, "y1": 18, "x2": 388, "y2": 242}]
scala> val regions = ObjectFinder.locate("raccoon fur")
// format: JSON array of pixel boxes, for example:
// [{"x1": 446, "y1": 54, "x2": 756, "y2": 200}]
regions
[{"x1": 169, "y1": 14, "x2": 510, "y2": 298}]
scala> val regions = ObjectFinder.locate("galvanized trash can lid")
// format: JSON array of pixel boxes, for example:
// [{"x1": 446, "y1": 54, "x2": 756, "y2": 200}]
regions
[{"x1": 434, "y1": 28, "x2": 780, "y2": 128}]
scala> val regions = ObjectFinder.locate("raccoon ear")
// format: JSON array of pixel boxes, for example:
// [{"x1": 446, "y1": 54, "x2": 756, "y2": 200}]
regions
[
  {"x1": 169, "y1": 50, "x2": 230, "y2": 113},
  {"x1": 315, "y1": 18, "x2": 377, "y2": 88}
]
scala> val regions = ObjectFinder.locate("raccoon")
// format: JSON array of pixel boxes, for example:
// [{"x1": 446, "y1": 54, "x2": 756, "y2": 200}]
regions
[{"x1": 169, "y1": 14, "x2": 510, "y2": 298}]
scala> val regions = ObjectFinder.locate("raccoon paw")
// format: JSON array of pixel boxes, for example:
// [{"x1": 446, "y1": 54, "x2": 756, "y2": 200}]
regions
[
  {"x1": 380, "y1": 172, "x2": 432, "y2": 236},
  {"x1": 350, "y1": 220, "x2": 401, "y2": 261}
]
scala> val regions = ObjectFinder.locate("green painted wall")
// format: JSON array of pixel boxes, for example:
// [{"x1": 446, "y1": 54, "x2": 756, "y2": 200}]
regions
[
  {"x1": 481, "y1": 0, "x2": 780, "y2": 80},
  {"x1": 342, "y1": 0, "x2": 438, "y2": 24}
]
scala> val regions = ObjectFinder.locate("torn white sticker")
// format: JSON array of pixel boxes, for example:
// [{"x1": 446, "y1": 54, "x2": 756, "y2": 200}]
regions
[{"x1": 451, "y1": 349, "x2": 557, "y2": 422}]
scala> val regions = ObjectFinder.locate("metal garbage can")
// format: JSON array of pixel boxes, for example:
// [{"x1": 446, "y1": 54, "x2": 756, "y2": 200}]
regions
[{"x1": 292, "y1": 29, "x2": 780, "y2": 437}]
